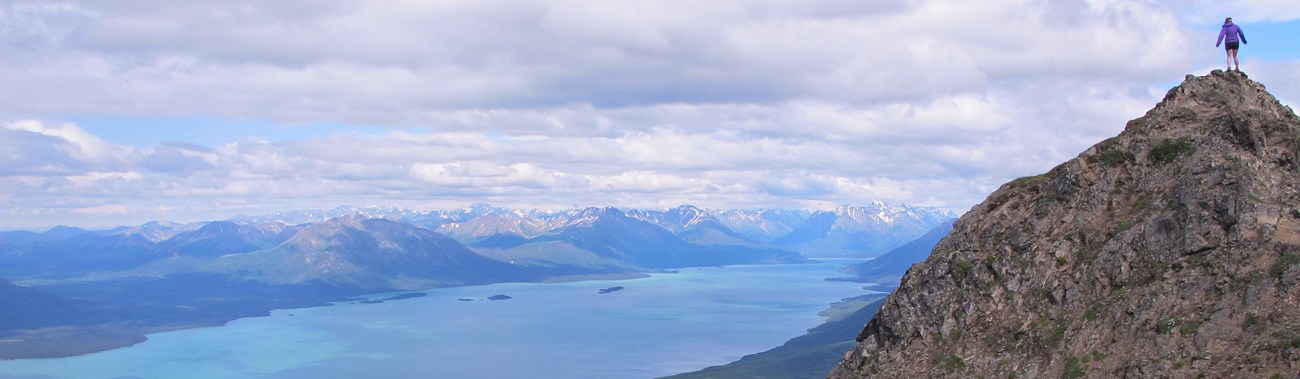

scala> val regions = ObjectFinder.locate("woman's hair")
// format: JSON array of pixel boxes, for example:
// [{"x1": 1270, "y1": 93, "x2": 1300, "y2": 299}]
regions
[{"x1": 1225, "y1": 17, "x2": 1232, "y2": 23}]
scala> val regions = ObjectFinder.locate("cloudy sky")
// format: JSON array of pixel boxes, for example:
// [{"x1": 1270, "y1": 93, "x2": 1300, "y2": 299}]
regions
[{"x1": 3, "y1": 0, "x2": 1299, "y2": 230}]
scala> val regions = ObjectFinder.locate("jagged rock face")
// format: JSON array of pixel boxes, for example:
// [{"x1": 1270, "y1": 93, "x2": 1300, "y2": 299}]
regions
[{"x1": 830, "y1": 71, "x2": 1300, "y2": 378}]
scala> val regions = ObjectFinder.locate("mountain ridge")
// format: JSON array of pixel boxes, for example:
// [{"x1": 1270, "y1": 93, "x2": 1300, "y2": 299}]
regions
[
  {"x1": 474, "y1": 207, "x2": 810, "y2": 272},
  {"x1": 0, "y1": 201, "x2": 951, "y2": 359},
  {"x1": 201, "y1": 216, "x2": 534, "y2": 290},
  {"x1": 774, "y1": 203, "x2": 953, "y2": 258},
  {"x1": 830, "y1": 71, "x2": 1300, "y2": 377},
  {"x1": 837, "y1": 220, "x2": 956, "y2": 283}
]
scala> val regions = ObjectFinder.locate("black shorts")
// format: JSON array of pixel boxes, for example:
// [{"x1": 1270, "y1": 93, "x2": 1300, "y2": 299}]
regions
[{"x1": 1226, "y1": 41, "x2": 1240, "y2": 50}]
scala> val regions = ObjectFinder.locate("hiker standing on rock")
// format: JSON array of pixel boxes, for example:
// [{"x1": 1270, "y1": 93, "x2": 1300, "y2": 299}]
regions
[{"x1": 1216, "y1": 17, "x2": 1247, "y2": 71}]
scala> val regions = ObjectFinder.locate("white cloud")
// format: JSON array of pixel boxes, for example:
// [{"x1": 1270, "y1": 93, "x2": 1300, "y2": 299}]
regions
[
  {"x1": 410, "y1": 161, "x2": 568, "y2": 189},
  {"x1": 2, "y1": 1, "x2": 1192, "y2": 119},
  {"x1": 72, "y1": 204, "x2": 130, "y2": 215},
  {"x1": 1183, "y1": 0, "x2": 1300, "y2": 23},
  {"x1": 0, "y1": 1, "x2": 1260, "y2": 229},
  {"x1": 1244, "y1": 60, "x2": 1300, "y2": 107},
  {"x1": 0, "y1": 120, "x2": 140, "y2": 175}
]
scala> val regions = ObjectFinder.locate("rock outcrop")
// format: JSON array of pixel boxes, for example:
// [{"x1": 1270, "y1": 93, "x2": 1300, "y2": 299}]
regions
[{"x1": 829, "y1": 71, "x2": 1300, "y2": 378}]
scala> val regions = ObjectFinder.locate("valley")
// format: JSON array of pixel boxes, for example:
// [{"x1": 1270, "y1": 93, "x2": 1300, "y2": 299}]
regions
[{"x1": 0, "y1": 202, "x2": 952, "y2": 360}]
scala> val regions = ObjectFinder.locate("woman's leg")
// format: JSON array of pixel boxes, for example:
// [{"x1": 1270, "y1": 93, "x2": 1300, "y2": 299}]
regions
[{"x1": 1229, "y1": 49, "x2": 1240, "y2": 70}]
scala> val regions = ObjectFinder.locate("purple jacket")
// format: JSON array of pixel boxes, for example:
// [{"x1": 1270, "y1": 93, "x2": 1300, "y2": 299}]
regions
[{"x1": 1217, "y1": 22, "x2": 1246, "y2": 47}]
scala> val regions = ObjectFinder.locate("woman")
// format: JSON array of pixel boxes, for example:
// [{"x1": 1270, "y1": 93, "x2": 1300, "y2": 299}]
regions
[{"x1": 1216, "y1": 17, "x2": 1247, "y2": 71}]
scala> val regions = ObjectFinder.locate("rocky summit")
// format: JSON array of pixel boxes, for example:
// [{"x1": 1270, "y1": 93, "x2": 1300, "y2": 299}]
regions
[{"x1": 829, "y1": 71, "x2": 1300, "y2": 378}]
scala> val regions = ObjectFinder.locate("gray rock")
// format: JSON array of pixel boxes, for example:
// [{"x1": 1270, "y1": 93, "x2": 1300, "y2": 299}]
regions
[{"x1": 829, "y1": 73, "x2": 1300, "y2": 378}]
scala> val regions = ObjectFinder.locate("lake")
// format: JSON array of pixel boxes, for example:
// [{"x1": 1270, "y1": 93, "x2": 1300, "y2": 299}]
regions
[{"x1": 0, "y1": 259, "x2": 870, "y2": 379}]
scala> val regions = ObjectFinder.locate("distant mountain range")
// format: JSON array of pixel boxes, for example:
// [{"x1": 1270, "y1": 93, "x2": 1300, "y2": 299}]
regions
[
  {"x1": 771, "y1": 202, "x2": 952, "y2": 258},
  {"x1": 200, "y1": 217, "x2": 537, "y2": 289},
  {"x1": 837, "y1": 220, "x2": 955, "y2": 283},
  {"x1": 0, "y1": 202, "x2": 953, "y2": 359},
  {"x1": 1, "y1": 202, "x2": 954, "y2": 284},
  {"x1": 225, "y1": 203, "x2": 953, "y2": 259},
  {"x1": 474, "y1": 207, "x2": 807, "y2": 272}
]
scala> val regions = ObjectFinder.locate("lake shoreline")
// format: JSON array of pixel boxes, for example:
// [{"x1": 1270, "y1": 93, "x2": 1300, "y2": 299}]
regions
[
  {"x1": 0, "y1": 270, "x2": 662, "y2": 360},
  {"x1": 0, "y1": 301, "x2": 341, "y2": 360},
  {"x1": 662, "y1": 292, "x2": 889, "y2": 379},
  {"x1": 1, "y1": 260, "x2": 870, "y2": 379}
]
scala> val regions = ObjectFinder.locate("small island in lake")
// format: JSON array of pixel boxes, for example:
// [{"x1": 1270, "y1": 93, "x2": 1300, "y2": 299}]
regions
[
  {"x1": 381, "y1": 292, "x2": 428, "y2": 301},
  {"x1": 356, "y1": 293, "x2": 426, "y2": 304},
  {"x1": 598, "y1": 286, "x2": 624, "y2": 294},
  {"x1": 487, "y1": 295, "x2": 512, "y2": 301}
]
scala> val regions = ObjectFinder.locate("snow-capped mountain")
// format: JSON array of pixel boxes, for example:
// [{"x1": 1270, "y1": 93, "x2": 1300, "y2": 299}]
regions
[
  {"x1": 228, "y1": 205, "x2": 425, "y2": 226},
  {"x1": 221, "y1": 202, "x2": 954, "y2": 258},
  {"x1": 107, "y1": 221, "x2": 199, "y2": 242},
  {"x1": 715, "y1": 208, "x2": 813, "y2": 243},
  {"x1": 471, "y1": 206, "x2": 809, "y2": 272},
  {"x1": 231, "y1": 204, "x2": 572, "y2": 242},
  {"x1": 625, "y1": 205, "x2": 716, "y2": 234},
  {"x1": 828, "y1": 201, "x2": 950, "y2": 231},
  {"x1": 433, "y1": 207, "x2": 557, "y2": 240},
  {"x1": 626, "y1": 205, "x2": 757, "y2": 246},
  {"x1": 773, "y1": 202, "x2": 955, "y2": 258}
]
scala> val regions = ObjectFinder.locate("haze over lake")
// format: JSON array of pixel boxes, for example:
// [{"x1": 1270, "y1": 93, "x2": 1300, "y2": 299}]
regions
[{"x1": 0, "y1": 260, "x2": 869, "y2": 379}]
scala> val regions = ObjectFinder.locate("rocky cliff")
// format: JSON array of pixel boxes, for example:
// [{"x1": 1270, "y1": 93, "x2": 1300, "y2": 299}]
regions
[{"x1": 829, "y1": 71, "x2": 1300, "y2": 378}]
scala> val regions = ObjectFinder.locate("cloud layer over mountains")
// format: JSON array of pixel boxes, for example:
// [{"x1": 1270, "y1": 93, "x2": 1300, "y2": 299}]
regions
[{"x1": 2, "y1": 1, "x2": 1298, "y2": 229}]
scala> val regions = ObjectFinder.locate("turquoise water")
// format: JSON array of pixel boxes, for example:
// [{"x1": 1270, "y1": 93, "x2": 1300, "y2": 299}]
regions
[{"x1": 0, "y1": 260, "x2": 869, "y2": 379}]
